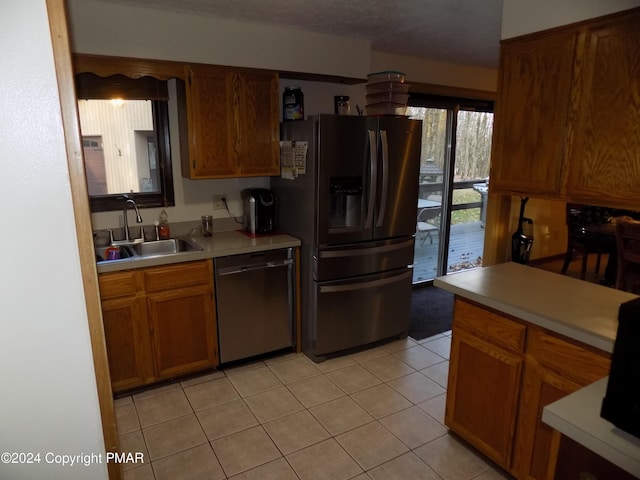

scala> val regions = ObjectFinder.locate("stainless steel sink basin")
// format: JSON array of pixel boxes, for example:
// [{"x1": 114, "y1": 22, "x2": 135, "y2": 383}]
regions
[
  {"x1": 132, "y1": 238, "x2": 203, "y2": 257},
  {"x1": 96, "y1": 237, "x2": 203, "y2": 263},
  {"x1": 95, "y1": 245, "x2": 135, "y2": 263}
]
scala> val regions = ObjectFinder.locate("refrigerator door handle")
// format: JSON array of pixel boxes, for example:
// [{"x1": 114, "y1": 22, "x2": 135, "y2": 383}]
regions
[
  {"x1": 364, "y1": 129, "x2": 377, "y2": 229},
  {"x1": 319, "y1": 269, "x2": 412, "y2": 293},
  {"x1": 376, "y1": 130, "x2": 389, "y2": 227}
]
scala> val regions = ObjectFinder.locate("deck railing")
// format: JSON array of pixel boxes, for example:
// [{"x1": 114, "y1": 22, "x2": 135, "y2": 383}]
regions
[{"x1": 419, "y1": 179, "x2": 486, "y2": 215}]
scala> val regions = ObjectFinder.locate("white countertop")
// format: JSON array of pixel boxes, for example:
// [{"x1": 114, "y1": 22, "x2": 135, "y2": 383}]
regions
[
  {"x1": 543, "y1": 378, "x2": 640, "y2": 477},
  {"x1": 433, "y1": 262, "x2": 637, "y2": 353},
  {"x1": 96, "y1": 230, "x2": 301, "y2": 273}
]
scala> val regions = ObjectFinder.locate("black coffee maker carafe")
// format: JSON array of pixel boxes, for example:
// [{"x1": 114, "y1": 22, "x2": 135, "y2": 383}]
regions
[{"x1": 512, "y1": 197, "x2": 534, "y2": 264}]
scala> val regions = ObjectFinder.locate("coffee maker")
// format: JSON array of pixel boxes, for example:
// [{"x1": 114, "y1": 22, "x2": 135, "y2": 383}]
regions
[{"x1": 241, "y1": 188, "x2": 278, "y2": 235}]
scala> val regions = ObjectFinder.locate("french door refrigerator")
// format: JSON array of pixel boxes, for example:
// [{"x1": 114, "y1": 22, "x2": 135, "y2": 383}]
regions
[{"x1": 273, "y1": 114, "x2": 422, "y2": 361}]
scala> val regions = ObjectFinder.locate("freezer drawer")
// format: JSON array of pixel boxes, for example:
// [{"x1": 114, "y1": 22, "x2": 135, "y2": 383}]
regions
[
  {"x1": 313, "y1": 268, "x2": 412, "y2": 357},
  {"x1": 215, "y1": 249, "x2": 294, "y2": 363},
  {"x1": 314, "y1": 237, "x2": 415, "y2": 281}
]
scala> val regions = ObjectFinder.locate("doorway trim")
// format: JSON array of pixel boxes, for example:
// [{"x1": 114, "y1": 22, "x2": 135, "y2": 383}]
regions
[{"x1": 46, "y1": 1, "x2": 120, "y2": 479}]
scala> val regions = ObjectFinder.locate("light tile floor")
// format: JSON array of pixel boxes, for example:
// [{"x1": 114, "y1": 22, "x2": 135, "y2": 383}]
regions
[{"x1": 116, "y1": 333, "x2": 514, "y2": 480}]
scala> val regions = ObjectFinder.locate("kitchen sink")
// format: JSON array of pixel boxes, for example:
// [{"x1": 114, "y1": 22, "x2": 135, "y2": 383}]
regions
[
  {"x1": 96, "y1": 237, "x2": 203, "y2": 263},
  {"x1": 132, "y1": 238, "x2": 202, "y2": 257},
  {"x1": 95, "y1": 245, "x2": 135, "y2": 263}
]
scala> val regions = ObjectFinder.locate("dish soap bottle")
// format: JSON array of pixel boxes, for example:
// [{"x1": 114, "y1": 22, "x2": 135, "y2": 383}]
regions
[{"x1": 158, "y1": 209, "x2": 171, "y2": 240}]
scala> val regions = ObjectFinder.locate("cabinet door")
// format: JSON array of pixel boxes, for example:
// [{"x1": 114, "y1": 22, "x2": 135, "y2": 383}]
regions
[
  {"x1": 236, "y1": 71, "x2": 280, "y2": 176},
  {"x1": 513, "y1": 329, "x2": 611, "y2": 480},
  {"x1": 446, "y1": 329, "x2": 523, "y2": 469},
  {"x1": 491, "y1": 30, "x2": 576, "y2": 196},
  {"x1": 101, "y1": 296, "x2": 152, "y2": 393},
  {"x1": 185, "y1": 64, "x2": 236, "y2": 178},
  {"x1": 147, "y1": 284, "x2": 217, "y2": 379},
  {"x1": 565, "y1": 10, "x2": 640, "y2": 208}
]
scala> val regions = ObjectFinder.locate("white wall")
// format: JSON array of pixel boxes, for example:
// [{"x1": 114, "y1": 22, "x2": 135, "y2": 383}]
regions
[
  {"x1": 502, "y1": 0, "x2": 640, "y2": 38},
  {"x1": 371, "y1": 51, "x2": 498, "y2": 92},
  {"x1": 0, "y1": 1, "x2": 108, "y2": 479},
  {"x1": 66, "y1": 0, "x2": 371, "y2": 79}
]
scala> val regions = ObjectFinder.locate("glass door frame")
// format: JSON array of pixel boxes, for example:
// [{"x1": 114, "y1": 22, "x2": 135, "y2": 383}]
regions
[{"x1": 409, "y1": 94, "x2": 494, "y2": 283}]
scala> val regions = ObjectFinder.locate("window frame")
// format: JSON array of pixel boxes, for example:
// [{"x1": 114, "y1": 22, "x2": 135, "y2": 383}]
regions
[
  {"x1": 75, "y1": 70, "x2": 176, "y2": 213},
  {"x1": 84, "y1": 99, "x2": 175, "y2": 212}
]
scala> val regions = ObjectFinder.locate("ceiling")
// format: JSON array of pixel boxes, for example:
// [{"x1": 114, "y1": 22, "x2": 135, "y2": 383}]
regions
[{"x1": 98, "y1": 0, "x2": 504, "y2": 69}]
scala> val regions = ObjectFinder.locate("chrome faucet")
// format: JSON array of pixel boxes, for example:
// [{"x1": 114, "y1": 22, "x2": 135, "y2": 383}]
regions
[{"x1": 122, "y1": 195, "x2": 144, "y2": 243}]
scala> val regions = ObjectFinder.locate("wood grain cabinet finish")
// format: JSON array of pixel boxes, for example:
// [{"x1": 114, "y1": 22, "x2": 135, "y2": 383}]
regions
[
  {"x1": 491, "y1": 8, "x2": 640, "y2": 210},
  {"x1": 98, "y1": 260, "x2": 217, "y2": 393},
  {"x1": 182, "y1": 64, "x2": 280, "y2": 179},
  {"x1": 512, "y1": 329, "x2": 610, "y2": 480},
  {"x1": 491, "y1": 30, "x2": 576, "y2": 197},
  {"x1": 446, "y1": 299, "x2": 525, "y2": 470},
  {"x1": 565, "y1": 9, "x2": 640, "y2": 208},
  {"x1": 446, "y1": 298, "x2": 611, "y2": 480},
  {"x1": 554, "y1": 435, "x2": 636, "y2": 480},
  {"x1": 100, "y1": 295, "x2": 152, "y2": 392}
]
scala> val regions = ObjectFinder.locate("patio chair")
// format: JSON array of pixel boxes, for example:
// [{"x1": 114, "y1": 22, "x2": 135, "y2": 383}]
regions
[{"x1": 417, "y1": 206, "x2": 441, "y2": 245}]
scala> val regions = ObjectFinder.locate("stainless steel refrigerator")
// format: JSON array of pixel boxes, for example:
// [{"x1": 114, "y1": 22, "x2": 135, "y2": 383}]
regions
[{"x1": 273, "y1": 114, "x2": 421, "y2": 361}]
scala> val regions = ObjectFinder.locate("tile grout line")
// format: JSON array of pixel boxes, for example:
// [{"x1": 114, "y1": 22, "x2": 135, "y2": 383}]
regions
[{"x1": 118, "y1": 335, "x2": 455, "y2": 479}]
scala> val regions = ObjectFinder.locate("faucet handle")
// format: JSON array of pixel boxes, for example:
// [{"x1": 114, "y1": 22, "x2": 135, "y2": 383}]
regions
[
  {"x1": 138, "y1": 226, "x2": 145, "y2": 241},
  {"x1": 108, "y1": 229, "x2": 115, "y2": 245}
]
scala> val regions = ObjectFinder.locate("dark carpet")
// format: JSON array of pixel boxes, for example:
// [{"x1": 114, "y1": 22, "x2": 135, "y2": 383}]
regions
[{"x1": 408, "y1": 286, "x2": 454, "y2": 341}]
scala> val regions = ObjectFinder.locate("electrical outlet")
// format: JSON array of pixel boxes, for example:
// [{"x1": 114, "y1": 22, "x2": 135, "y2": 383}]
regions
[{"x1": 213, "y1": 194, "x2": 227, "y2": 211}]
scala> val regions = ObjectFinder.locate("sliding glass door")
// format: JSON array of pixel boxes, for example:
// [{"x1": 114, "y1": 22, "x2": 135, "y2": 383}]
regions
[{"x1": 409, "y1": 99, "x2": 493, "y2": 284}]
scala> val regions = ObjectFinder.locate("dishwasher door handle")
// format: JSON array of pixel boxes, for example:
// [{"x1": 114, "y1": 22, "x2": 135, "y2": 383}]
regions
[{"x1": 217, "y1": 259, "x2": 294, "y2": 276}]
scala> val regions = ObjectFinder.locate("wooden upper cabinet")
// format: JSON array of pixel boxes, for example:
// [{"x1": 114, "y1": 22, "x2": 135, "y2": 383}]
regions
[
  {"x1": 565, "y1": 10, "x2": 640, "y2": 208},
  {"x1": 182, "y1": 64, "x2": 280, "y2": 179},
  {"x1": 183, "y1": 64, "x2": 236, "y2": 177},
  {"x1": 491, "y1": 29, "x2": 577, "y2": 196},
  {"x1": 235, "y1": 71, "x2": 280, "y2": 176}
]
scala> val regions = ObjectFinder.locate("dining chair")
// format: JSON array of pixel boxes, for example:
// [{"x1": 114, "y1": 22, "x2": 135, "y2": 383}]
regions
[
  {"x1": 561, "y1": 203, "x2": 613, "y2": 280},
  {"x1": 615, "y1": 217, "x2": 640, "y2": 294},
  {"x1": 416, "y1": 206, "x2": 441, "y2": 245}
]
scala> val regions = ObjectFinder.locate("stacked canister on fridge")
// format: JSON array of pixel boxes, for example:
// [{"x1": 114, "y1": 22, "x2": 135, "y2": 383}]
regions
[{"x1": 365, "y1": 71, "x2": 410, "y2": 116}]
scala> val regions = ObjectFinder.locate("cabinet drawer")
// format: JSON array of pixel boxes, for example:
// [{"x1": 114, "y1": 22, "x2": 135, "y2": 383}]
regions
[
  {"x1": 99, "y1": 270, "x2": 142, "y2": 299},
  {"x1": 527, "y1": 328, "x2": 610, "y2": 385},
  {"x1": 454, "y1": 299, "x2": 526, "y2": 354},
  {"x1": 143, "y1": 260, "x2": 212, "y2": 293}
]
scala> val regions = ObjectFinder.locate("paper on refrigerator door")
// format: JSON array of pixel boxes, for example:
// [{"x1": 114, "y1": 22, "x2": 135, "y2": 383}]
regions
[{"x1": 279, "y1": 141, "x2": 308, "y2": 179}]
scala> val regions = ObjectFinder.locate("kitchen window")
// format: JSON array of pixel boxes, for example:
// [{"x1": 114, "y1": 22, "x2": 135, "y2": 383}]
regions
[{"x1": 75, "y1": 73, "x2": 175, "y2": 212}]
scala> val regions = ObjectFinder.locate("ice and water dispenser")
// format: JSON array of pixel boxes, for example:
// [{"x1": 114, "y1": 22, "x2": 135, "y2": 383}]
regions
[{"x1": 329, "y1": 177, "x2": 363, "y2": 229}]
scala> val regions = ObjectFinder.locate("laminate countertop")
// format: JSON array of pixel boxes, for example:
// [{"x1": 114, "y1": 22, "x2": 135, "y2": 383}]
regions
[
  {"x1": 433, "y1": 262, "x2": 637, "y2": 353},
  {"x1": 96, "y1": 230, "x2": 301, "y2": 273}
]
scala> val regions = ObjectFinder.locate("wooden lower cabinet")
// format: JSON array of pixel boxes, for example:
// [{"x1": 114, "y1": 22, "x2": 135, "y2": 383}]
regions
[
  {"x1": 147, "y1": 284, "x2": 217, "y2": 379},
  {"x1": 99, "y1": 260, "x2": 218, "y2": 393},
  {"x1": 554, "y1": 436, "x2": 636, "y2": 480},
  {"x1": 101, "y1": 295, "x2": 152, "y2": 392},
  {"x1": 512, "y1": 329, "x2": 611, "y2": 480},
  {"x1": 446, "y1": 298, "x2": 526, "y2": 470},
  {"x1": 446, "y1": 298, "x2": 611, "y2": 480},
  {"x1": 446, "y1": 331, "x2": 523, "y2": 468}
]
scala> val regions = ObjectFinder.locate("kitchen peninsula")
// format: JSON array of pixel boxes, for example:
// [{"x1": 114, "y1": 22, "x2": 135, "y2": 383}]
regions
[{"x1": 434, "y1": 262, "x2": 637, "y2": 479}]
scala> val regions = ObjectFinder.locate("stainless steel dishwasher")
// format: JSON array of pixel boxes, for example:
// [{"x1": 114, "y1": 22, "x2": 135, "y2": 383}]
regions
[{"x1": 214, "y1": 248, "x2": 295, "y2": 363}]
